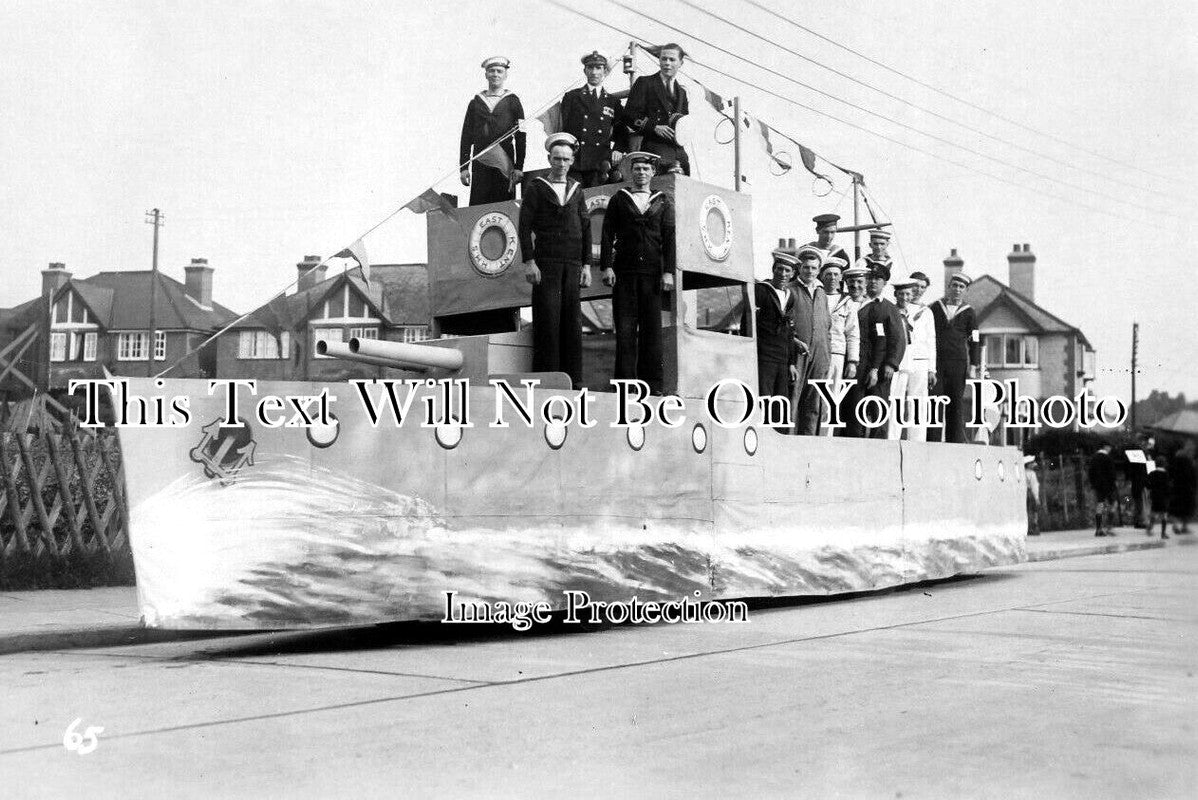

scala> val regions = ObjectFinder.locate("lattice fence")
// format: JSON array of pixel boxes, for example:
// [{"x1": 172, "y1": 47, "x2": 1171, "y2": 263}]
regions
[{"x1": 0, "y1": 426, "x2": 134, "y2": 588}]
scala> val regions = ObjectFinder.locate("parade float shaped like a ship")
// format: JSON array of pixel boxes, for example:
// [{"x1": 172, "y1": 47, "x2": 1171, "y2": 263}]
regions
[{"x1": 117, "y1": 173, "x2": 1026, "y2": 630}]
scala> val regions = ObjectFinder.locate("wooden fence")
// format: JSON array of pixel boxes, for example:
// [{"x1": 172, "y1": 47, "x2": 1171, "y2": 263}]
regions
[{"x1": 0, "y1": 424, "x2": 133, "y2": 589}]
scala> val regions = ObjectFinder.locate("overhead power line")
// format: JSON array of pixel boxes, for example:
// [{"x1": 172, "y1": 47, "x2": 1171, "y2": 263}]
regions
[
  {"x1": 600, "y1": 0, "x2": 1182, "y2": 221},
  {"x1": 539, "y1": 0, "x2": 1168, "y2": 227},
  {"x1": 741, "y1": 0, "x2": 1185, "y2": 188},
  {"x1": 676, "y1": 0, "x2": 1172, "y2": 201}
]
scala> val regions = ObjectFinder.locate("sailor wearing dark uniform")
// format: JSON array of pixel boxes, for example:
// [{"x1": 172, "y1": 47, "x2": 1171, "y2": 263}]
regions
[
  {"x1": 459, "y1": 56, "x2": 526, "y2": 206},
  {"x1": 806, "y1": 213, "x2": 851, "y2": 270},
  {"x1": 856, "y1": 262, "x2": 906, "y2": 439},
  {"x1": 561, "y1": 51, "x2": 625, "y2": 189},
  {"x1": 929, "y1": 271, "x2": 981, "y2": 443},
  {"x1": 518, "y1": 133, "x2": 592, "y2": 388},
  {"x1": 599, "y1": 151, "x2": 676, "y2": 394},
  {"x1": 754, "y1": 250, "x2": 799, "y2": 406},
  {"x1": 624, "y1": 43, "x2": 690, "y2": 175}
]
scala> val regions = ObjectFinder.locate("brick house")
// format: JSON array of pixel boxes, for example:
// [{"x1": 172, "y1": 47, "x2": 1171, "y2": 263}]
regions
[
  {"x1": 217, "y1": 256, "x2": 431, "y2": 381},
  {"x1": 942, "y1": 245, "x2": 1096, "y2": 446}
]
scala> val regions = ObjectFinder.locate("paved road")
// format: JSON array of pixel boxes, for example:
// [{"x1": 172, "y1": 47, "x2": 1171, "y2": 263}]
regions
[{"x1": 2, "y1": 545, "x2": 1195, "y2": 799}]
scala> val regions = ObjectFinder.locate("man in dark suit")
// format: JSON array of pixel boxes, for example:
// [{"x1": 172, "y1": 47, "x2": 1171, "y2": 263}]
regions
[
  {"x1": 623, "y1": 43, "x2": 689, "y2": 175},
  {"x1": 928, "y1": 272, "x2": 981, "y2": 443},
  {"x1": 599, "y1": 151, "x2": 675, "y2": 394},
  {"x1": 754, "y1": 250, "x2": 799, "y2": 408},
  {"x1": 518, "y1": 133, "x2": 592, "y2": 388},
  {"x1": 856, "y1": 263, "x2": 906, "y2": 439},
  {"x1": 561, "y1": 51, "x2": 625, "y2": 189}
]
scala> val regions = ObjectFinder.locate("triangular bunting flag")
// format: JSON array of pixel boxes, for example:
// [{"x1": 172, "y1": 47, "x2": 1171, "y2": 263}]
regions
[
  {"x1": 334, "y1": 238, "x2": 371, "y2": 284},
  {"x1": 537, "y1": 101, "x2": 563, "y2": 135},
  {"x1": 702, "y1": 86, "x2": 726, "y2": 113},
  {"x1": 404, "y1": 188, "x2": 459, "y2": 221}
]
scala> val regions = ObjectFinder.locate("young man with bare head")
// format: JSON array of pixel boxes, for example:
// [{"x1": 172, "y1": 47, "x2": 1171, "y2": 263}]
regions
[{"x1": 624, "y1": 43, "x2": 690, "y2": 174}]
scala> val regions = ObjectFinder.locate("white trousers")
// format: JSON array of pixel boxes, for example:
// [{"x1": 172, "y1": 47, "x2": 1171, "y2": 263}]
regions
[
  {"x1": 897, "y1": 364, "x2": 930, "y2": 441},
  {"x1": 822, "y1": 352, "x2": 845, "y2": 436}
]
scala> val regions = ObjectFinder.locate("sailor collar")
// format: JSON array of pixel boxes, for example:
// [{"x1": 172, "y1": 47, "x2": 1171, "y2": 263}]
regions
[
  {"x1": 534, "y1": 175, "x2": 580, "y2": 204},
  {"x1": 936, "y1": 299, "x2": 972, "y2": 314},
  {"x1": 477, "y1": 89, "x2": 511, "y2": 100},
  {"x1": 618, "y1": 187, "x2": 664, "y2": 207}
]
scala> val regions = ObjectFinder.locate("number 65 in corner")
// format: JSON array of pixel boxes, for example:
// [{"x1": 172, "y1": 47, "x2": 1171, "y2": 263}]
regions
[{"x1": 63, "y1": 718, "x2": 104, "y2": 755}]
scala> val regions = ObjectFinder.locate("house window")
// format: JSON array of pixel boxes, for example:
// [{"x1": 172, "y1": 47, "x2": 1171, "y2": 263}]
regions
[
  {"x1": 400, "y1": 326, "x2": 430, "y2": 343},
  {"x1": 348, "y1": 326, "x2": 378, "y2": 342},
  {"x1": 237, "y1": 330, "x2": 287, "y2": 359},
  {"x1": 984, "y1": 334, "x2": 1038, "y2": 368},
  {"x1": 312, "y1": 328, "x2": 342, "y2": 357},
  {"x1": 279, "y1": 331, "x2": 291, "y2": 359},
  {"x1": 50, "y1": 332, "x2": 67, "y2": 362},
  {"x1": 83, "y1": 332, "x2": 97, "y2": 362},
  {"x1": 117, "y1": 332, "x2": 148, "y2": 360},
  {"x1": 154, "y1": 331, "x2": 167, "y2": 360}
]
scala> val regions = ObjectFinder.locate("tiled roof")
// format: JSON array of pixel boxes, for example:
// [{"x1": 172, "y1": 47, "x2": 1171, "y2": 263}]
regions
[
  {"x1": 234, "y1": 264, "x2": 429, "y2": 331},
  {"x1": 65, "y1": 271, "x2": 237, "y2": 331},
  {"x1": 968, "y1": 274, "x2": 1092, "y2": 349},
  {"x1": 1150, "y1": 409, "x2": 1198, "y2": 437}
]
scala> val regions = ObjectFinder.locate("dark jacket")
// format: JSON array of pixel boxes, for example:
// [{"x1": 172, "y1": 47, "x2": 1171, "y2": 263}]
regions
[
  {"x1": 754, "y1": 282, "x2": 797, "y2": 366},
  {"x1": 599, "y1": 188, "x2": 675, "y2": 275},
  {"x1": 561, "y1": 86, "x2": 623, "y2": 172},
  {"x1": 1147, "y1": 468, "x2": 1170, "y2": 510},
  {"x1": 517, "y1": 177, "x2": 590, "y2": 265},
  {"x1": 1088, "y1": 450, "x2": 1118, "y2": 498},
  {"x1": 857, "y1": 297, "x2": 907, "y2": 381},
  {"x1": 624, "y1": 74, "x2": 688, "y2": 150},
  {"x1": 929, "y1": 299, "x2": 981, "y2": 367},
  {"x1": 459, "y1": 92, "x2": 526, "y2": 169}
]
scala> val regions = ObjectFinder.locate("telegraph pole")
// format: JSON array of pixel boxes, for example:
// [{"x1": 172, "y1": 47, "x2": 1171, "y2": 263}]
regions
[
  {"x1": 145, "y1": 208, "x2": 163, "y2": 376},
  {"x1": 1130, "y1": 321, "x2": 1139, "y2": 431}
]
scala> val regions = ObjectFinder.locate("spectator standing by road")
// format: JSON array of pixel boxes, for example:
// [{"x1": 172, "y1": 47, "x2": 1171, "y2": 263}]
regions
[
  {"x1": 1168, "y1": 440, "x2": 1196, "y2": 535},
  {"x1": 1088, "y1": 444, "x2": 1118, "y2": 537}
]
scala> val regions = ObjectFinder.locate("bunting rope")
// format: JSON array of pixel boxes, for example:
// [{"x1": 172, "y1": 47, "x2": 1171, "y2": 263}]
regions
[{"x1": 154, "y1": 74, "x2": 582, "y2": 378}]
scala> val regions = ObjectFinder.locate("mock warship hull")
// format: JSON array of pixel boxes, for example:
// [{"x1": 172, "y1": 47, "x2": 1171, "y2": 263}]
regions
[{"x1": 116, "y1": 175, "x2": 1026, "y2": 630}]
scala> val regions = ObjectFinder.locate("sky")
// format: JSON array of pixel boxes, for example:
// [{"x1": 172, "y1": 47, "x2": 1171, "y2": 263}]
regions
[{"x1": 1, "y1": 0, "x2": 1194, "y2": 401}]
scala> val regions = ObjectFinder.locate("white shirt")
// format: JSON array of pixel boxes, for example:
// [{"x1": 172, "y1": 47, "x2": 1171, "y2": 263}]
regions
[
  {"x1": 901, "y1": 304, "x2": 937, "y2": 371},
  {"x1": 772, "y1": 285, "x2": 790, "y2": 309},
  {"x1": 628, "y1": 189, "x2": 652, "y2": 213},
  {"x1": 547, "y1": 178, "x2": 568, "y2": 205},
  {"x1": 480, "y1": 89, "x2": 509, "y2": 111},
  {"x1": 942, "y1": 300, "x2": 962, "y2": 321}
]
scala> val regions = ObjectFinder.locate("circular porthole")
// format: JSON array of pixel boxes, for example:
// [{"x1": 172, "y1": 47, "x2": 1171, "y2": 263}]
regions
[
  {"x1": 435, "y1": 419, "x2": 464, "y2": 450},
  {"x1": 306, "y1": 413, "x2": 339, "y2": 449},
  {"x1": 627, "y1": 425, "x2": 646, "y2": 451},
  {"x1": 692, "y1": 423, "x2": 708, "y2": 454},
  {"x1": 544, "y1": 417, "x2": 567, "y2": 450},
  {"x1": 974, "y1": 459, "x2": 983, "y2": 481},
  {"x1": 743, "y1": 426, "x2": 758, "y2": 456}
]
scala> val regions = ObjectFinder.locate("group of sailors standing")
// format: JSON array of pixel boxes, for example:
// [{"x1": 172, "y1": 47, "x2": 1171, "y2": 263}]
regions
[{"x1": 756, "y1": 215, "x2": 982, "y2": 442}]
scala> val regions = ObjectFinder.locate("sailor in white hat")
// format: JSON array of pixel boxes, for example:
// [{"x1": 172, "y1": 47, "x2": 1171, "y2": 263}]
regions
[
  {"x1": 459, "y1": 56, "x2": 525, "y2": 205},
  {"x1": 929, "y1": 268, "x2": 980, "y2": 443},
  {"x1": 891, "y1": 277, "x2": 937, "y2": 441}
]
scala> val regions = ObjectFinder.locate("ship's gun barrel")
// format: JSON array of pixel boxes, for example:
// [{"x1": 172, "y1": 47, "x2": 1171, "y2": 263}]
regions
[
  {"x1": 315, "y1": 340, "x2": 426, "y2": 371},
  {"x1": 835, "y1": 222, "x2": 893, "y2": 233},
  {"x1": 349, "y1": 337, "x2": 465, "y2": 371}
]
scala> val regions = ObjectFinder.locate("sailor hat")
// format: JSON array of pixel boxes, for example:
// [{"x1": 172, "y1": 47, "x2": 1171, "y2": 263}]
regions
[
  {"x1": 949, "y1": 271, "x2": 974, "y2": 287},
  {"x1": 842, "y1": 264, "x2": 870, "y2": 278},
  {"x1": 624, "y1": 151, "x2": 660, "y2": 165},
  {"x1": 545, "y1": 132, "x2": 579, "y2": 151},
  {"x1": 771, "y1": 249, "x2": 800, "y2": 268},
  {"x1": 794, "y1": 245, "x2": 825, "y2": 263},
  {"x1": 868, "y1": 262, "x2": 892, "y2": 281},
  {"x1": 581, "y1": 51, "x2": 609, "y2": 68},
  {"x1": 818, "y1": 256, "x2": 847, "y2": 275},
  {"x1": 891, "y1": 278, "x2": 919, "y2": 291},
  {"x1": 812, "y1": 213, "x2": 840, "y2": 228},
  {"x1": 481, "y1": 56, "x2": 511, "y2": 70},
  {"x1": 869, "y1": 228, "x2": 893, "y2": 241}
]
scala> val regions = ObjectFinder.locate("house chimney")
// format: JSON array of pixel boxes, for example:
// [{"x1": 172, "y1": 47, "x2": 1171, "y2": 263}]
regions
[
  {"x1": 942, "y1": 248, "x2": 964, "y2": 294},
  {"x1": 184, "y1": 258, "x2": 214, "y2": 307},
  {"x1": 1008, "y1": 242, "x2": 1035, "y2": 301},
  {"x1": 42, "y1": 262, "x2": 71, "y2": 297},
  {"x1": 296, "y1": 255, "x2": 326, "y2": 292}
]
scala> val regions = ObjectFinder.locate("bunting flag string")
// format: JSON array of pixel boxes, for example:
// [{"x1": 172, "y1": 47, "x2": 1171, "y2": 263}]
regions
[
  {"x1": 334, "y1": 239, "x2": 371, "y2": 284},
  {"x1": 536, "y1": 101, "x2": 563, "y2": 135}
]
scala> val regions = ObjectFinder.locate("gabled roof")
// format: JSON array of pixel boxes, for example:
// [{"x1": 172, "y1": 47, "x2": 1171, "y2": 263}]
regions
[
  {"x1": 59, "y1": 271, "x2": 237, "y2": 331},
  {"x1": 234, "y1": 264, "x2": 429, "y2": 331},
  {"x1": 0, "y1": 296, "x2": 45, "y2": 332},
  {"x1": 1150, "y1": 409, "x2": 1198, "y2": 437},
  {"x1": 968, "y1": 274, "x2": 1092, "y2": 349}
]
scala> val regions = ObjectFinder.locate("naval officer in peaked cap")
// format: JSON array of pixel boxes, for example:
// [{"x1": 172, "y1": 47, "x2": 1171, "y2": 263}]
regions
[
  {"x1": 600, "y1": 151, "x2": 676, "y2": 393},
  {"x1": 560, "y1": 51, "x2": 626, "y2": 189},
  {"x1": 518, "y1": 132, "x2": 592, "y2": 388},
  {"x1": 459, "y1": 56, "x2": 526, "y2": 205}
]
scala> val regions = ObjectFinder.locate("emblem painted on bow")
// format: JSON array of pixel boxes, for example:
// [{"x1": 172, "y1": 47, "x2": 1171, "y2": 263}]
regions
[{"x1": 189, "y1": 419, "x2": 256, "y2": 486}]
